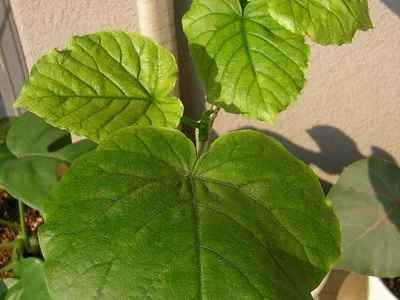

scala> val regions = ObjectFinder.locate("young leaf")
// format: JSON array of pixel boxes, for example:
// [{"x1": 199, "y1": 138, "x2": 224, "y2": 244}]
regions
[
  {"x1": 1, "y1": 112, "x2": 97, "y2": 211},
  {"x1": 267, "y1": 0, "x2": 372, "y2": 45},
  {"x1": 329, "y1": 159, "x2": 400, "y2": 277},
  {"x1": 40, "y1": 127, "x2": 340, "y2": 299},
  {"x1": 1, "y1": 258, "x2": 51, "y2": 300},
  {"x1": 14, "y1": 30, "x2": 183, "y2": 142},
  {"x1": 182, "y1": 0, "x2": 310, "y2": 124}
]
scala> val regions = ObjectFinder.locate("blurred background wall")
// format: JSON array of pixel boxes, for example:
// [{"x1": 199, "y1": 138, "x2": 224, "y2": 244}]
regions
[{"x1": 4, "y1": 0, "x2": 400, "y2": 188}]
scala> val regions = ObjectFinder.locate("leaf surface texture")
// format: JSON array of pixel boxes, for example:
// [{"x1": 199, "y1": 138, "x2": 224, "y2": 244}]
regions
[
  {"x1": 14, "y1": 31, "x2": 183, "y2": 142},
  {"x1": 40, "y1": 127, "x2": 340, "y2": 299},
  {"x1": 183, "y1": 0, "x2": 310, "y2": 123}
]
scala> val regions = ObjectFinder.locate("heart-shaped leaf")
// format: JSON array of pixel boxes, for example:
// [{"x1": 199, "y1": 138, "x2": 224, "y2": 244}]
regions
[
  {"x1": 267, "y1": 0, "x2": 372, "y2": 45},
  {"x1": 0, "y1": 258, "x2": 51, "y2": 300},
  {"x1": 14, "y1": 30, "x2": 183, "y2": 142},
  {"x1": 40, "y1": 127, "x2": 340, "y2": 299},
  {"x1": 182, "y1": 0, "x2": 310, "y2": 124},
  {"x1": 329, "y1": 159, "x2": 400, "y2": 277},
  {"x1": 1, "y1": 112, "x2": 97, "y2": 211}
]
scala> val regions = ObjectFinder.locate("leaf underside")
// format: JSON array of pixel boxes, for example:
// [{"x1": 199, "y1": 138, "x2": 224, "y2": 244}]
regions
[
  {"x1": 267, "y1": 0, "x2": 372, "y2": 45},
  {"x1": 183, "y1": 0, "x2": 310, "y2": 124},
  {"x1": 40, "y1": 127, "x2": 340, "y2": 300},
  {"x1": 14, "y1": 30, "x2": 183, "y2": 142},
  {"x1": 329, "y1": 159, "x2": 400, "y2": 277},
  {"x1": 1, "y1": 112, "x2": 96, "y2": 211}
]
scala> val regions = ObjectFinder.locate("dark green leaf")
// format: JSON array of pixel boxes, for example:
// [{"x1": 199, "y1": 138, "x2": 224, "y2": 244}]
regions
[
  {"x1": 183, "y1": 0, "x2": 309, "y2": 124},
  {"x1": 0, "y1": 117, "x2": 16, "y2": 141},
  {"x1": 0, "y1": 117, "x2": 16, "y2": 185},
  {"x1": 0, "y1": 280, "x2": 8, "y2": 300},
  {"x1": 267, "y1": 0, "x2": 372, "y2": 45},
  {"x1": 1, "y1": 112, "x2": 97, "y2": 211},
  {"x1": 40, "y1": 127, "x2": 340, "y2": 299},
  {"x1": 14, "y1": 30, "x2": 184, "y2": 142},
  {"x1": 2, "y1": 258, "x2": 51, "y2": 300},
  {"x1": 329, "y1": 159, "x2": 400, "y2": 277}
]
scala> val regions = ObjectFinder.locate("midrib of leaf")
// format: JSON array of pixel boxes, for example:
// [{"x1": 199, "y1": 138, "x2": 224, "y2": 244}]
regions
[
  {"x1": 239, "y1": 18, "x2": 266, "y2": 115},
  {"x1": 347, "y1": 200, "x2": 400, "y2": 247},
  {"x1": 31, "y1": 94, "x2": 155, "y2": 102},
  {"x1": 189, "y1": 175, "x2": 204, "y2": 299}
]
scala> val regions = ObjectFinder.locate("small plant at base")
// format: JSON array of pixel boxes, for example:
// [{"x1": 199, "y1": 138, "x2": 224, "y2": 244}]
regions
[
  {"x1": 7, "y1": 0, "x2": 373, "y2": 299},
  {"x1": 328, "y1": 158, "x2": 400, "y2": 291},
  {"x1": 0, "y1": 113, "x2": 96, "y2": 298}
]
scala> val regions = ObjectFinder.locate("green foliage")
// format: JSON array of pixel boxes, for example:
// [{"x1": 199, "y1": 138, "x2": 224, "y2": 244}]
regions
[
  {"x1": 267, "y1": 0, "x2": 372, "y2": 45},
  {"x1": 183, "y1": 0, "x2": 309, "y2": 124},
  {"x1": 0, "y1": 258, "x2": 51, "y2": 300},
  {"x1": 1, "y1": 112, "x2": 96, "y2": 211},
  {"x1": 7, "y1": 0, "x2": 374, "y2": 298},
  {"x1": 0, "y1": 118, "x2": 15, "y2": 186},
  {"x1": 40, "y1": 127, "x2": 340, "y2": 299},
  {"x1": 329, "y1": 159, "x2": 400, "y2": 277},
  {"x1": 14, "y1": 31, "x2": 184, "y2": 142},
  {"x1": 0, "y1": 117, "x2": 15, "y2": 141}
]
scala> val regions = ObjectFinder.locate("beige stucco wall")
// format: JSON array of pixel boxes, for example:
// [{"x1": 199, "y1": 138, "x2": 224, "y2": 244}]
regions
[{"x1": 10, "y1": 0, "x2": 400, "y2": 187}]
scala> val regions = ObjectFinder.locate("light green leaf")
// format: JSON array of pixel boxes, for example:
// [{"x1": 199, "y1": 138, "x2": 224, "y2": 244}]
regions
[
  {"x1": 14, "y1": 30, "x2": 183, "y2": 142},
  {"x1": 2, "y1": 258, "x2": 51, "y2": 300},
  {"x1": 329, "y1": 159, "x2": 400, "y2": 277},
  {"x1": 267, "y1": 0, "x2": 372, "y2": 45},
  {"x1": 40, "y1": 127, "x2": 340, "y2": 299},
  {"x1": 1, "y1": 112, "x2": 97, "y2": 211},
  {"x1": 182, "y1": 0, "x2": 309, "y2": 124}
]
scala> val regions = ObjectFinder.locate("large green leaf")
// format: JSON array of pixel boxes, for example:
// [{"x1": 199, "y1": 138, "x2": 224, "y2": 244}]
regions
[
  {"x1": 40, "y1": 127, "x2": 340, "y2": 299},
  {"x1": 329, "y1": 159, "x2": 400, "y2": 277},
  {"x1": 267, "y1": 0, "x2": 372, "y2": 45},
  {"x1": 182, "y1": 0, "x2": 310, "y2": 124},
  {"x1": 1, "y1": 112, "x2": 97, "y2": 211},
  {"x1": 14, "y1": 30, "x2": 183, "y2": 142},
  {"x1": 1, "y1": 258, "x2": 51, "y2": 300}
]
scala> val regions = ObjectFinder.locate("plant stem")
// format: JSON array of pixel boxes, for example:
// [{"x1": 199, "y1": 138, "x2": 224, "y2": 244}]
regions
[
  {"x1": 11, "y1": 236, "x2": 24, "y2": 262},
  {"x1": 0, "y1": 261, "x2": 17, "y2": 274},
  {"x1": 18, "y1": 201, "x2": 36, "y2": 254},
  {"x1": 0, "y1": 218, "x2": 20, "y2": 230},
  {"x1": 196, "y1": 105, "x2": 220, "y2": 157},
  {"x1": 18, "y1": 201, "x2": 27, "y2": 239},
  {"x1": 0, "y1": 241, "x2": 15, "y2": 249},
  {"x1": 181, "y1": 116, "x2": 200, "y2": 129}
]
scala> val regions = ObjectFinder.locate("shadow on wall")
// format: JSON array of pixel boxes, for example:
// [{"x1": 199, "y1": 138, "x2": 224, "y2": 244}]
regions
[
  {"x1": 211, "y1": 126, "x2": 397, "y2": 193},
  {"x1": 382, "y1": 0, "x2": 400, "y2": 17}
]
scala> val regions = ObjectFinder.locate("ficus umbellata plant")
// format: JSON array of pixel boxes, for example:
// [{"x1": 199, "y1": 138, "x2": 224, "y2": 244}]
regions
[{"x1": 4, "y1": 0, "x2": 373, "y2": 298}]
